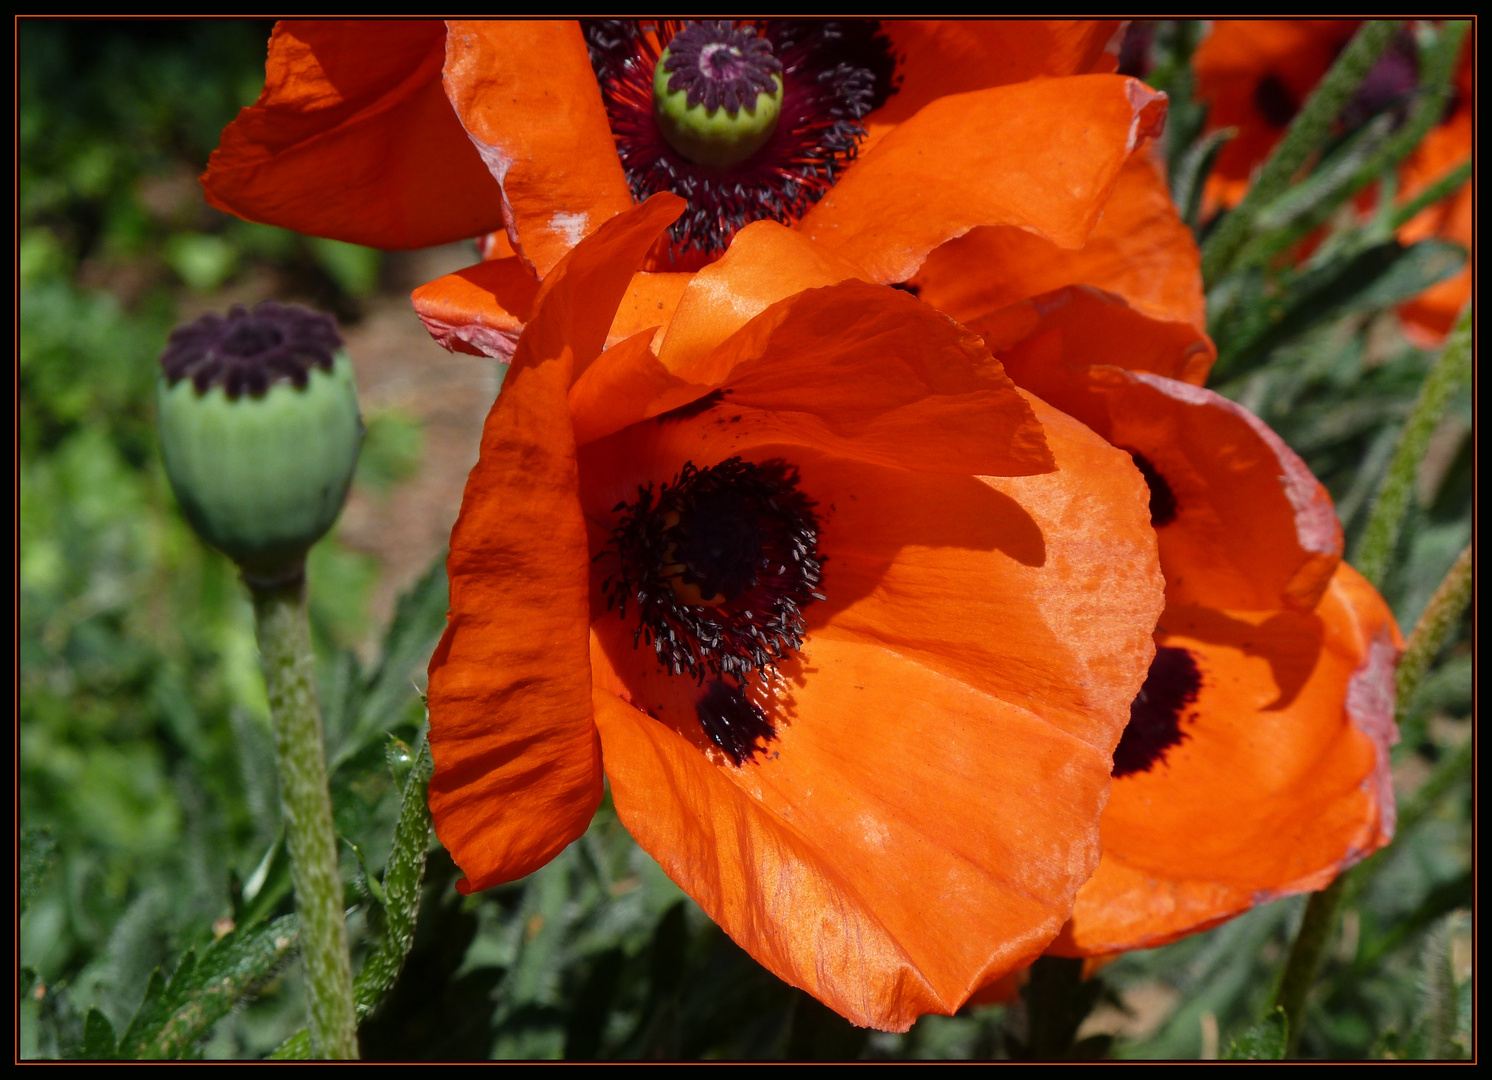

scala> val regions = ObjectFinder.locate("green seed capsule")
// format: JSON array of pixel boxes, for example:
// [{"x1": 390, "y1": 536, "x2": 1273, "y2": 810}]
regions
[{"x1": 156, "y1": 303, "x2": 362, "y2": 586}]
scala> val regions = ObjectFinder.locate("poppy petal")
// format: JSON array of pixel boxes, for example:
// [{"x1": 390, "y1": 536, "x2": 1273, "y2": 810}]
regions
[
  {"x1": 411, "y1": 256, "x2": 541, "y2": 360},
  {"x1": 202, "y1": 20, "x2": 506, "y2": 249},
  {"x1": 579, "y1": 280, "x2": 1053, "y2": 485},
  {"x1": 866, "y1": 21, "x2": 1122, "y2": 145},
  {"x1": 798, "y1": 75, "x2": 1167, "y2": 285},
  {"x1": 987, "y1": 320, "x2": 1339, "y2": 611},
  {"x1": 443, "y1": 20, "x2": 634, "y2": 278},
  {"x1": 973, "y1": 284, "x2": 1214, "y2": 387},
  {"x1": 912, "y1": 151, "x2": 1211, "y2": 339},
  {"x1": 1053, "y1": 562, "x2": 1401, "y2": 955},
  {"x1": 590, "y1": 395, "x2": 1162, "y2": 1029},
  {"x1": 428, "y1": 197, "x2": 681, "y2": 892},
  {"x1": 656, "y1": 221, "x2": 868, "y2": 377}
]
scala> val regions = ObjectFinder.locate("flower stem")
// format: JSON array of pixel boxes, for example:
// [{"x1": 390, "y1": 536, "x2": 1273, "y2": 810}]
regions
[
  {"x1": 1395, "y1": 543, "x2": 1474, "y2": 720},
  {"x1": 1274, "y1": 875, "x2": 1346, "y2": 1057},
  {"x1": 1274, "y1": 539, "x2": 1473, "y2": 1054},
  {"x1": 1201, "y1": 19, "x2": 1400, "y2": 287},
  {"x1": 251, "y1": 576, "x2": 359, "y2": 1059},
  {"x1": 1353, "y1": 305, "x2": 1472, "y2": 587}
]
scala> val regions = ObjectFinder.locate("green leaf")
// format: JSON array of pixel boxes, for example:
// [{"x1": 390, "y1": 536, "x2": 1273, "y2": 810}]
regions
[
  {"x1": 268, "y1": 1028, "x2": 313, "y2": 1061},
  {"x1": 353, "y1": 738, "x2": 434, "y2": 1015},
  {"x1": 1224, "y1": 1008, "x2": 1288, "y2": 1060},
  {"x1": 276, "y1": 739, "x2": 434, "y2": 1052},
  {"x1": 79, "y1": 1007, "x2": 119, "y2": 1060},
  {"x1": 235, "y1": 833, "x2": 294, "y2": 931},
  {"x1": 115, "y1": 915, "x2": 298, "y2": 1059},
  {"x1": 20, "y1": 825, "x2": 56, "y2": 916}
]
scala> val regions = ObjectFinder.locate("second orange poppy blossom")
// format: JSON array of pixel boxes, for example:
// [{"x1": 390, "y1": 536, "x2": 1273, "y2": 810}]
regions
[
  {"x1": 428, "y1": 193, "x2": 1167, "y2": 1029},
  {"x1": 969, "y1": 288, "x2": 1402, "y2": 956}
]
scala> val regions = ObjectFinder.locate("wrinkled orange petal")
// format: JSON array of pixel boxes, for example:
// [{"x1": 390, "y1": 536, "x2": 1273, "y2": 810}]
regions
[
  {"x1": 1053, "y1": 563, "x2": 1401, "y2": 955},
  {"x1": 656, "y1": 221, "x2": 868, "y2": 376},
  {"x1": 864, "y1": 21, "x2": 1122, "y2": 150},
  {"x1": 912, "y1": 150, "x2": 1211, "y2": 337},
  {"x1": 202, "y1": 21, "x2": 505, "y2": 249},
  {"x1": 427, "y1": 197, "x2": 681, "y2": 892},
  {"x1": 580, "y1": 280, "x2": 1053, "y2": 482},
  {"x1": 568, "y1": 327, "x2": 693, "y2": 447},
  {"x1": 798, "y1": 75, "x2": 1166, "y2": 285},
  {"x1": 411, "y1": 256, "x2": 540, "y2": 360},
  {"x1": 588, "y1": 394, "x2": 1161, "y2": 1028},
  {"x1": 443, "y1": 20, "x2": 634, "y2": 278},
  {"x1": 995, "y1": 341, "x2": 1341, "y2": 611},
  {"x1": 606, "y1": 272, "x2": 693, "y2": 352},
  {"x1": 973, "y1": 285, "x2": 1214, "y2": 387}
]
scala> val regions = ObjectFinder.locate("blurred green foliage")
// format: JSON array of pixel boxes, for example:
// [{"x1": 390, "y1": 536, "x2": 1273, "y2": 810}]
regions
[{"x1": 18, "y1": 19, "x2": 1471, "y2": 1060}]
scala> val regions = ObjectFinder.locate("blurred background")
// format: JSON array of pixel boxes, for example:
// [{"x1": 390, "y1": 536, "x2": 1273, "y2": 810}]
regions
[{"x1": 18, "y1": 20, "x2": 1472, "y2": 1060}]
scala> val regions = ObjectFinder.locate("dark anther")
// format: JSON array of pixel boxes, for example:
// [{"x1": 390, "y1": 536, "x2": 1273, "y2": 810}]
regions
[
  {"x1": 160, "y1": 301, "x2": 342, "y2": 399},
  {"x1": 662, "y1": 20, "x2": 782, "y2": 113},
  {"x1": 601, "y1": 456, "x2": 824, "y2": 684},
  {"x1": 1252, "y1": 73, "x2": 1299, "y2": 129},
  {"x1": 584, "y1": 19, "x2": 899, "y2": 256},
  {"x1": 1112, "y1": 645, "x2": 1203, "y2": 778},
  {"x1": 1129, "y1": 452, "x2": 1178, "y2": 528},
  {"x1": 696, "y1": 679, "x2": 777, "y2": 765}
]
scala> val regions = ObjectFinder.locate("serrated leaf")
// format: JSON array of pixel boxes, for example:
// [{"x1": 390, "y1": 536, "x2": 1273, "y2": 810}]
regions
[
  {"x1": 275, "y1": 739, "x2": 434, "y2": 1054},
  {"x1": 116, "y1": 915, "x2": 298, "y2": 1059},
  {"x1": 353, "y1": 738, "x2": 434, "y2": 1015},
  {"x1": 78, "y1": 1007, "x2": 119, "y2": 1060},
  {"x1": 20, "y1": 825, "x2": 57, "y2": 916},
  {"x1": 1224, "y1": 1008, "x2": 1288, "y2": 1060}
]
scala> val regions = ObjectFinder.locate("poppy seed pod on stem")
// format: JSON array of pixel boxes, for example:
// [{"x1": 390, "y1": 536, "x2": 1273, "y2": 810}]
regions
[
  {"x1": 156, "y1": 301, "x2": 362, "y2": 588},
  {"x1": 156, "y1": 301, "x2": 361, "y2": 1058}
]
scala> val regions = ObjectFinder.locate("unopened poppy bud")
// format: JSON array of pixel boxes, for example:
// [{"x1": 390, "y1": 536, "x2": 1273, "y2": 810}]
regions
[
  {"x1": 156, "y1": 301, "x2": 362, "y2": 587},
  {"x1": 653, "y1": 21, "x2": 783, "y2": 168}
]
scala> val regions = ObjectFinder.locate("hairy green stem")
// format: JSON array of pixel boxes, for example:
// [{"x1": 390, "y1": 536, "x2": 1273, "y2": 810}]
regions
[
  {"x1": 1275, "y1": 876, "x2": 1346, "y2": 1056},
  {"x1": 1275, "y1": 535, "x2": 1474, "y2": 1054},
  {"x1": 252, "y1": 577, "x2": 359, "y2": 1059},
  {"x1": 1353, "y1": 307, "x2": 1472, "y2": 586},
  {"x1": 1396, "y1": 544, "x2": 1474, "y2": 720},
  {"x1": 1201, "y1": 20, "x2": 1400, "y2": 286}
]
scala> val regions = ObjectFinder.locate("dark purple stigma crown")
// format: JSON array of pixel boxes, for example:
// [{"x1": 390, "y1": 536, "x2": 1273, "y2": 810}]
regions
[
  {"x1": 662, "y1": 20, "x2": 783, "y2": 114},
  {"x1": 160, "y1": 301, "x2": 342, "y2": 399}
]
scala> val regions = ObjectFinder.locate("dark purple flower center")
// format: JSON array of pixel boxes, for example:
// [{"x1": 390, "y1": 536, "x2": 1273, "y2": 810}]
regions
[
  {"x1": 1112, "y1": 645, "x2": 1203, "y2": 778},
  {"x1": 601, "y1": 453, "x2": 825, "y2": 765},
  {"x1": 160, "y1": 301, "x2": 341, "y2": 399},
  {"x1": 662, "y1": 20, "x2": 782, "y2": 113},
  {"x1": 584, "y1": 19, "x2": 899, "y2": 259}
]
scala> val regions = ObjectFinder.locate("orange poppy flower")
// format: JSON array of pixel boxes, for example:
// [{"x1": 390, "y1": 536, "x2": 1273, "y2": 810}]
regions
[
  {"x1": 959, "y1": 284, "x2": 1402, "y2": 957},
  {"x1": 1193, "y1": 20, "x2": 1473, "y2": 343},
  {"x1": 201, "y1": 20, "x2": 1184, "y2": 358},
  {"x1": 426, "y1": 192, "x2": 1167, "y2": 1029}
]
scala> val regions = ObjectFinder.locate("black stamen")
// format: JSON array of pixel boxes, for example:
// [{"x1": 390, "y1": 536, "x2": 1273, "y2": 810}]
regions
[
  {"x1": 1112, "y1": 645, "x2": 1203, "y2": 778},
  {"x1": 160, "y1": 301, "x2": 341, "y2": 399},
  {"x1": 1130, "y1": 452, "x2": 1178, "y2": 528},
  {"x1": 696, "y1": 679, "x2": 777, "y2": 765},
  {"x1": 584, "y1": 19, "x2": 899, "y2": 257},
  {"x1": 601, "y1": 456, "x2": 823, "y2": 684}
]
